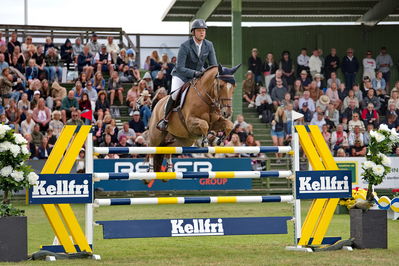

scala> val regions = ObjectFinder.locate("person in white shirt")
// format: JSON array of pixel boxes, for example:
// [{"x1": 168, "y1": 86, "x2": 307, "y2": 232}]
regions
[
  {"x1": 309, "y1": 49, "x2": 322, "y2": 78},
  {"x1": 21, "y1": 111, "x2": 36, "y2": 135},
  {"x1": 106, "y1": 36, "x2": 120, "y2": 64},
  {"x1": 298, "y1": 90, "x2": 315, "y2": 112},
  {"x1": 297, "y1": 48, "x2": 309, "y2": 75},
  {"x1": 362, "y1": 50, "x2": 376, "y2": 79},
  {"x1": 310, "y1": 111, "x2": 326, "y2": 131}
]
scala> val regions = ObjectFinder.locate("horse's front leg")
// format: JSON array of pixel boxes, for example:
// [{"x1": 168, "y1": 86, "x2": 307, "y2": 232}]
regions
[
  {"x1": 148, "y1": 155, "x2": 154, "y2": 172},
  {"x1": 211, "y1": 117, "x2": 234, "y2": 140},
  {"x1": 166, "y1": 154, "x2": 173, "y2": 172},
  {"x1": 186, "y1": 117, "x2": 210, "y2": 147}
]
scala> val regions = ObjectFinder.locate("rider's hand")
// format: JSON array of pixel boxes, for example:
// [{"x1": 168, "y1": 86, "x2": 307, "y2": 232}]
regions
[{"x1": 194, "y1": 71, "x2": 202, "y2": 78}]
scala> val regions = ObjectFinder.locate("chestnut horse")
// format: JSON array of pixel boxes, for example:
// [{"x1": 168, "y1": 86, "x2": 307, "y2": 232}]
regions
[{"x1": 146, "y1": 64, "x2": 240, "y2": 172}]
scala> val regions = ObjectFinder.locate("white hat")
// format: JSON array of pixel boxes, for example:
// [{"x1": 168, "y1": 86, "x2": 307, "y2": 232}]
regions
[
  {"x1": 133, "y1": 111, "x2": 140, "y2": 116},
  {"x1": 34, "y1": 90, "x2": 40, "y2": 95}
]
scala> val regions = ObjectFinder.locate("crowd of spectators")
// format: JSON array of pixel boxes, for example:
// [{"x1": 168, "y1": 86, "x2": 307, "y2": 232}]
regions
[{"x1": 245, "y1": 46, "x2": 399, "y2": 156}]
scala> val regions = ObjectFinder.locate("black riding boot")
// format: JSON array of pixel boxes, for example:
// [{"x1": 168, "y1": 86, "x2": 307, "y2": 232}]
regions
[{"x1": 157, "y1": 97, "x2": 175, "y2": 131}]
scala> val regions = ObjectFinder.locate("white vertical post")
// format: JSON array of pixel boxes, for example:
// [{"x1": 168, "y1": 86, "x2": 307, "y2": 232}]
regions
[
  {"x1": 24, "y1": 0, "x2": 28, "y2": 25},
  {"x1": 85, "y1": 132, "x2": 94, "y2": 245},
  {"x1": 293, "y1": 131, "x2": 301, "y2": 245}
]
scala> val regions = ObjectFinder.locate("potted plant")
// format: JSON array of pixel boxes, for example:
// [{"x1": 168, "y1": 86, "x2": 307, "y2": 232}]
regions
[
  {"x1": 0, "y1": 124, "x2": 39, "y2": 262},
  {"x1": 350, "y1": 124, "x2": 399, "y2": 249}
]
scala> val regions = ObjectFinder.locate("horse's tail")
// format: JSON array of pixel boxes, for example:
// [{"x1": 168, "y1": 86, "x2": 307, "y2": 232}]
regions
[{"x1": 153, "y1": 154, "x2": 164, "y2": 172}]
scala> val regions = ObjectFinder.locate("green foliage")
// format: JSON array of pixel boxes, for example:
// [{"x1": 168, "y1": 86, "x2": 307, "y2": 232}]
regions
[{"x1": 0, "y1": 203, "x2": 25, "y2": 217}]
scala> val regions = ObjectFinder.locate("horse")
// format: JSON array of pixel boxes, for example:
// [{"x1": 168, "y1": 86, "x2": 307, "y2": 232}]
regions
[{"x1": 146, "y1": 64, "x2": 241, "y2": 172}]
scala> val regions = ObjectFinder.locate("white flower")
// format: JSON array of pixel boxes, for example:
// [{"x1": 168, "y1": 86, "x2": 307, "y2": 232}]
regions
[
  {"x1": 21, "y1": 145, "x2": 29, "y2": 155},
  {"x1": 363, "y1": 160, "x2": 376, "y2": 169},
  {"x1": 375, "y1": 133, "x2": 385, "y2": 142},
  {"x1": 0, "y1": 124, "x2": 11, "y2": 139},
  {"x1": 372, "y1": 165, "x2": 385, "y2": 177},
  {"x1": 381, "y1": 154, "x2": 391, "y2": 167},
  {"x1": 10, "y1": 170, "x2": 24, "y2": 182},
  {"x1": 0, "y1": 141, "x2": 12, "y2": 152},
  {"x1": 9, "y1": 144, "x2": 21, "y2": 157},
  {"x1": 13, "y1": 133, "x2": 27, "y2": 145},
  {"x1": 369, "y1": 130, "x2": 377, "y2": 138},
  {"x1": 379, "y1": 124, "x2": 390, "y2": 132},
  {"x1": 27, "y1": 172, "x2": 39, "y2": 185},
  {"x1": 0, "y1": 166, "x2": 13, "y2": 177}
]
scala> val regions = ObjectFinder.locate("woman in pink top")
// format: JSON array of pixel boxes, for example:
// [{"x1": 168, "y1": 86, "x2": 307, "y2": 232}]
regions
[
  {"x1": 32, "y1": 98, "x2": 51, "y2": 132},
  {"x1": 325, "y1": 82, "x2": 341, "y2": 109}
]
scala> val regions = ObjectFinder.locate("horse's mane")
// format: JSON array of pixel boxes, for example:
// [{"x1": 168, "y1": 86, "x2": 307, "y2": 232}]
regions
[{"x1": 199, "y1": 65, "x2": 218, "y2": 88}]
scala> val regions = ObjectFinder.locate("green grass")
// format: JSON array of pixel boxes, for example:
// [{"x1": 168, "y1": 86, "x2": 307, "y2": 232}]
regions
[{"x1": 3, "y1": 201, "x2": 399, "y2": 265}]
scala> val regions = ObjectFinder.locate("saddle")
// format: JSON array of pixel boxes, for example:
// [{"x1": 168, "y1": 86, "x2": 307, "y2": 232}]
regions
[{"x1": 172, "y1": 81, "x2": 191, "y2": 110}]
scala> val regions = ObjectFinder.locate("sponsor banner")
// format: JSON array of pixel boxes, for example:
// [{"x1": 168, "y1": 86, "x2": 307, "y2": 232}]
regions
[
  {"x1": 97, "y1": 216, "x2": 291, "y2": 239},
  {"x1": 94, "y1": 158, "x2": 252, "y2": 191},
  {"x1": 296, "y1": 170, "x2": 352, "y2": 199},
  {"x1": 334, "y1": 157, "x2": 399, "y2": 189},
  {"x1": 29, "y1": 174, "x2": 93, "y2": 204}
]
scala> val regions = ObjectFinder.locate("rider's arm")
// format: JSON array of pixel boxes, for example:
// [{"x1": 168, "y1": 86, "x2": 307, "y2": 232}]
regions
[{"x1": 176, "y1": 43, "x2": 196, "y2": 78}]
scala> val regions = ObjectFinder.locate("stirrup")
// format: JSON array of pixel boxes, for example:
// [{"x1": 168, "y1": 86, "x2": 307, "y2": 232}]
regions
[{"x1": 156, "y1": 119, "x2": 168, "y2": 131}]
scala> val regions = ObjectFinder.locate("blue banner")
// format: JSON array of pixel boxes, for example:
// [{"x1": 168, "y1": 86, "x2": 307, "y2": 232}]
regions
[
  {"x1": 296, "y1": 170, "x2": 352, "y2": 199},
  {"x1": 94, "y1": 158, "x2": 252, "y2": 191},
  {"x1": 97, "y1": 216, "x2": 291, "y2": 239},
  {"x1": 29, "y1": 174, "x2": 93, "y2": 204}
]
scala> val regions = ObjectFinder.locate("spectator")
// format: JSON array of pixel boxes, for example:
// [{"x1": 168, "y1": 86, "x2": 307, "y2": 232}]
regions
[
  {"x1": 84, "y1": 80, "x2": 98, "y2": 106},
  {"x1": 103, "y1": 124, "x2": 118, "y2": 144},
  {"x1": 44, "y1": 48, "x2": 62, "y2": 82},
  {"x1": 43, "y1": 37, "x2": 55, "y2": 54},
  {"x1": 88, "y1": 33, "x2": 100, "y2": 55},
  {"x1": 361, "y1": 103, "x2": 379, "y2": 127},
  {"x1": 0, "y1": 43, "x2": 10, "y2": 64},
  {"x1": 106, "y1": 36, "x2": 119, "y2": 63},
  {"x1": 25, "y1": 58, "x2": 38, "y2": 85},
  {"x1": 94, "y1": 44, "x2": 113, "y2": 75},
  {"x1": 225, "y1": 133, "x2": 242, "y2": 158},
  {"x1": 341, "y1": 89, "x2": 359, "y2": 112},
  {"x1": 341, "y1": 48, "x2": 359, "y2": 91},
  {"x1": 372, "y1": 71, "x2": 386, "y2": 91},
  {"x1": 271, "y1": 78, "x2": 288, "y2": 108},
  {"x1": 127, "y1": 50, "x2": 141, "y2": 81},
  {"x1": 308, "y1": 81, "x2": 322, "y2": 102},
  {"x1": 5, "y1": 99, "x2": 20, "y2": 131},
  {"x1": 268, "y1": 69, "x2": 287, "y2": 94},
  {"x1": 263, "y1": 52, "x2": 278, "y2": 89},
  {"x1": 325, "y1": 82, "x2": 341, "y2": 109},
  {"x1": 298, "y1": 90, "x2": 315, "y2": 113},
  {"x1": 93, "y1": 120, "x2": 105, "y2": 145},
  {"x1": 60, "y1": 39, "x2": 73, "y2": 70},
  {"x1": 362, "y1": 50, "x2": 376, "y2": 79},
  {"x1": 313, "y1": 73, "x2": 325, "y2": 90},
  {"x1": 79, "y1": 93, "x2": 92, "y2": 124},
  {"x1": 309, "y1": 49, "x2": 322, "y2": 78},
  {"x1": 386, "y1": 102, "x2": 399, "y2": 118},
  {"x1": 325, "y1": 103, "x2": 339, "y2": 128},
  {"x1": 363, "y1": 123, "x2": 374, "y2": 146},
  {"x1": 153, "y1": 70, "x2": 167, "y2": 90},
  {"x1": 281, "y1": 92, "x2": 293, "y2": 107},
  {"x1": 108, "y1": 71, "x2": 124, "y2": 105},
  {"x1": 233, "y1": 114, "x2": 249, "y2": 132},
  {"x1": 116, "y1": 135, "x2": 132, "y2": 158},
  {"x1": 21, "y1": 110, "x2": 35, "y2": 135},
  {"x1": 61, "y1": 90, "x2": 79, "y2": 123},
  {"x1": 331, "y1": 124, "x2": 349, "y2": 152},
  {"x1": 51, "y1": 81, "x2": 67, "y2": 102},
  {"x1": 350, "y1": 139, "x2": 366, "y2": 157},
  {"x1": 160, "y1": 53, "x2": 173, "y2": 90},
  {"x1": 129, "y1": 111, "x2": 145, "y2": 135},
  {"x1": 384, "y1": 114, "x2": 399, "y2": 130},
  {"x1": 271, "y1": 107, "x2": 286, "y2": 159},
  {"x1": 24, "y1": 133, "x2": 38, "y2": 159},
  {"x1": 255, "y1": 86, "x2": 273, "y2": 118},
  {"x1": 151, "y1": 87, "x2": 167, "y2": 110},
  {"x1": 248, "y1": 48, "x2": 263, "y2": 85},
  {"x1": 321, "y1": 124, "x2": 331, "y2": 145},
  {"x1": 348, "y1": 112, "x2": 365, "y2": 132},
  {"x1": 296, "y1": 48, "x2": 309, "y2": 76},
  {"x1": 99, "y1": 133, "x2": 114, "y2": 148},
  {"x1": 126, "y1": 84, "x2": 140, "y2": 114},
  {"x1": 336, "y1": 148, "x2": 346, "y2": 157},
  {"x1": 7, "y1": 32, "x2": 21, "y2": 54},
  {"x1": 292, "y1": 79, "x2": 304, "y2": 106},
  {"x1": 137, "y1": 90, "x2": 152, "y2": 127},
  {"x1": 95, "y1": 91, "x2": 110, "y2": 121},
  {"x1": 376, "y1": 46, "x2": 393, "y2": 90},
  {"x1": 66, "y1": 110, "x2": 84, "y2": 126},
  {"x1": 0, "y1": 68, "x2": 14, "y2": 106},
  {"x1": 49, "y1": 110, "x2": 64, "y2": 137},
  {"x1": 0, "y1": 32, "x2": 4, "y2": 46},
  {"x1": 324, "y1": 48, "x2": 340, "y2": 79},
  {"x1": 326, "y1": 72, "x2": 341, "y2": 88},
  {"x1": 32, "y1": 45, "x2": 46, "y2": 79},
  {"x1": 142, "y1": 72, "x2": 154, "y2": 93},
  {"x1": 38, "y1": 136, "x2": 52, "y2": 159},
  {"x1": 119, "y1": 65, "x2": 134, "y2": 83},
  {"x1": 118, "y1": 122, "x2": 136, "y2": 145},
  {"x1": 0, "y1": 53, "x2": 9, "y2": 72},
  {"x1": 72, "y1": 37, "x2": 83, "y2": 62},
  {"x1": 31, "y1": 124, "x2": 44, "y2": 147},
  {"x1": 72, "y1": 80, "x2": 84, "y2": 100},
  {"x1": 77, "y1": 45, "x2": 94, "y2": 78},
  {"x1": 388, "y1": 88, "x2": 399, "y2": 109},
  {"x1": 362, "y1": 89, "x2": 380, "y2": 111},
  {"x1": 310, "y1": 111, "x2": 326, "y2": 131},
  {"x1": 242, "y1": 70, "x2": 256, "y2": 107},
  {"x1": 279, "y1": 51, "x2": 295, "y2": 89},
  {"x1": 116, "y1": 48, "x2": 128, "y2": 71},
  {"x1": 92, "y1": 71, "x2": 105, "y2": 92},
  {"x1": 149, "y1": 50, "x2": 162, "y2": 80},
  {"x1": 297, "y1": 70, "x2": 311, "y2": 90},
  {"x1": 352, "y1": 83, "x2": 363, "y2": 104},
  {"x1": 32, "y1": 98, "x2": 51, "y2": 132},
  {"x1": 342, "y1": 100, "x2": 361, "y2": 125},
  {"x1": 18, "y1": 93, "x2": 31, "y2": 119}
]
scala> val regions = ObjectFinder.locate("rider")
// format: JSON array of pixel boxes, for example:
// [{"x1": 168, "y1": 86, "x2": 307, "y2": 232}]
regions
[{"x1": 156, "y1": 18, "x2": 217, "y2": 131}]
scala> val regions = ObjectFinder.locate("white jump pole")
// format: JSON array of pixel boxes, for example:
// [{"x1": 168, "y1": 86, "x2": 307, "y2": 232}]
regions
[{"x1": 85, "y1": 131, "x2": 94, "y2": 245}]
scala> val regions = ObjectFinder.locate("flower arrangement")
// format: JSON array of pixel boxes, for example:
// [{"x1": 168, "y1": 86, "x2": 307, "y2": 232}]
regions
[
  {"x1": 392, "y1": 189, "x2": 399, "y2": 198},
  {"x1": 0, "y1": 124, "x2": 38, "y2": 217},
  {"x1": 361, "y1": 124, "x2": 399, "y2": 202}
]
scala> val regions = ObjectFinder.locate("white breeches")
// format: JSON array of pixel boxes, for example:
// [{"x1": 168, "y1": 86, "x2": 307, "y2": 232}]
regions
[{"x1": 170, "y1": 76, "x2": 185, "y2": 100}]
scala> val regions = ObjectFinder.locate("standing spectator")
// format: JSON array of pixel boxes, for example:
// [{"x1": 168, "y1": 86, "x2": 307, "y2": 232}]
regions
[
  {"x1": 376, "y1": 46, "x2": 393, "y2": 90},
  {"x1": 248, "y1": 48, "x2": 263, "y2": 85},
  {"x1": 88, "y1": 33, "x2": 100, "y2": 55},
  {"x1": 129, "y1": 111, "x2": 145, "y2": 135},
  {"x1": 271, "y1": 107, "x2": 286, "y2": 159},
  {"x1": 7, "y1": 32, "x2": 21, "y2": 54},
  {"x1": 324, "y1": 48, "x2": 340, "y2": 79},
  {"x1": 341, "y1": 48, "x2": 359, "y2": 91},
  {"x1": 60, "y1": 39, "x2": 73, "y2": 70},
  {"x1": 61, "y1": 90, "x2": 79, "y2": 123},
  {"x1": 108, "y1": 71, "x2": 124, "y2": 105},
  {"x1": 106, "y1": 36, "x2": 119, "y2": 63},
  {"x1": 160, "y1": 53, "x2": 174, "y2": 91},
  {"x1": 243, "y1": 70, "x2": 256, "y2": 108},
  {"x1": 77, "y1": 45, "x2": 94, "y2": 78},
  {"x1": 309, "y1": 49, "x2": 322, "y2": 78},
  {"x1": 72, "y1": 37, "x2": 83, "y2": 62},
  {"x1": 296, "y1": 48, "x2": 309, "y2": 76},
  {"x1": 280, "y1": 51, "x2": 295, "y2": 89},
  {"x1": 49, "y1": 111, "x2": 64, "y2": 137},
  {"x1": 262, "y1": 52, "x2": 278, "y2": 89},
  {"x1": 362, "y1": 50, "x2": 376, "y2": 79},
  {"x1": 32, "y1": 98, "x2": 51, "y2": 132},
  {"x1": 45, "y1": 48, "x2": 62, "y2": 82}
]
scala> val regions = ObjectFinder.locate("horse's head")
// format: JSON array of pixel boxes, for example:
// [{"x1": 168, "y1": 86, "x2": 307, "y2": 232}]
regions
[{"x1": 215, "y1": 64, "x2": 241, "y2": 118}]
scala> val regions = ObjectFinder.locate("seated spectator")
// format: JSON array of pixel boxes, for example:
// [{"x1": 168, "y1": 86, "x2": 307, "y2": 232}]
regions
[
  {"x1": 331, "y1": 124, "x2": 349, "y2": 152},
  {"x1": 31, "y1": 124, "x2": 44, "y2": 147},
  {"x1": 88, "y1": 33, "x2": 100, "y2": 55},
  {"x1": 348, "y1": 112, "x2": 365, "y2": 132},
  {"x1": 149, "y1": 50, "x2": 162, "y2": 80},
  {"x1": 79, "y1": 93, "x2": 92, "y2": 124},
  {"x1": 126, "y1": 84, "x2": 140, "y2": 115},
  {"x1": 151, "y1": 87, "x2": 167, "y2": 111},
  {"x1": 24, "y1": 133, "x2": 38, "y2": 159},
  {"x1": 41, "y1": 79, "x2": 53, "y2": 109},
  {"x1": 21, "y1": 110, "x2": 35, "y2": 135},
  {"x1": 361, "y1": 103, "x2": 379, "y2": 127},
  {"x1": 342, "y1": 99, "x2": 361, "y2": 125},
  {"x1": 362, "y1": 89, "x2": 380, "y2": 111},
  {"x1": 49, "y1": 110, "x2": 64, "y2": 137},
  {"x1": 361, "y1": 76, "x2": 373, "y2": 95},
  {"x1": 60, "y1": 39, "x2": 73, "y2": 70},
  {"x1": 108, "y1": 71, "x2": 124, "y2": 105},
  {"x1": 315, "y1": 95, "x2": 330, "y2": 112},
  {"x1": 44, "y1": 48, "x2": 62, "y2": 82},
  {"x1": 0, "y1": 68, "x2": 14, "y2": 106},
  {"x1": 99, "y1": 133, "x2": 114, "y2": 148},
  {"x1": 268, "y1": 69, "x2": 287, "y2": 94},
  {"x1": 129, "y1": 111, "x2": 145, "y2": 135},
  {"x1": 384, "y1": 114, "x2": 399, "y2": 130},
  {"x1": 308, "y1": 81, "x2": 322, "y2": 102},
  {"x1": 95, "y1": 91, "x2": 110, "y2": 121},
  {"x1": 30, "y1": 90, "x2": 41, "y2": 109},
  {"x1": 103, "y1": 124, "x2": 118, "y2": 144},
  {"x1": 225, "y1": 133, "x2": 242, "y2": 157},
  {"x1": 32, "y1": 45, "x2": 46, "y2": 79},
  {"x1": 127, "y1": 50, "x2": 140, "y2": 81},
  {"x1": 350, "y1": 139, "x2": 366, "y2": 157},
  {"x1": 84, "y1": 81, "x2": 98, "y2": 107},
  {"x1": 292, "y1": 79, "x2": 304, "y2": 108},
  {"x1": 116, "y1": 135, "x2": 131, "y2": 158},
  {"x1": 341, "y1": 89, "x2": 359, "y2": 112},
  {"x1": 116, "y1": 48, "x2": 128, "y2": 71},
  {"x1": 298, "y1": 90, "x2": 315, "y2": 112},
  {"x1": 338, "y1": 83, "x2": 349, "y2": 102},
  {"x1": 93, "y1": 120, "x2": 105, "y2": 145},
  {"x1": 119, "y1": 65, "x2": 134, "y2": 83},
  {"x1": 94, "y1": 44, "x2": 113, "y2": 75},
  {"x1": 38, "y1": 136, "x2": 52, "y2": 159},
  {"x1": 271, "y1": 107, "x2": 286, "y2": 159},
  {"x1": 5, "y1": 99, "x2": 20, "y2": 132},
  {"x1": 375, "y1": 86, "x2": 389, "y2": 114},
  {"x1": 281, "y1": 92, "x2": 293, "y2": 107},
  {"x1": 91, "y1": 71, "x2": 105, "y2": 92},
  {"x1": 118, "y1": 122, "x2": 136, "y2": 145},
  {"x1": 77, "y1": 45, "x2": 94, "y2": 78},
  {"x1": 388, "y1": 88, "x2": 399, "y2": 110},
  {"x1": 18, "y1": 93, "x2": 31, "y2": 120},
  {"x1": 106, "y1": 36, "x2": 119, "y2": 63},
  {"x1": 349, "y1": 125, "x2": 364, "y2": 146},
  {"x1": 78, "y1": 72, "x2": 88, "y2": 88},
  {"x1": 327, "y1": 72, "x2": 341, "y2": 88},
  {"x1": 325, "y1": 103, "x2": 339, "y2": 128},
  {"x1": 336, "y1": 148, "x2": 347, "y2": 157},
  {"x1": 137, "y1": 90, "x2": 152, "y2": 128},
  {"x1": 25, "y1": 59, "x2": 38, "y2": 85},
  {"x1": 160, "y1": 53, "x2": 173, "y2": 90},
  {"x1": 271, "y1": 78, "x2": 288, "y2": 108},
  {"x1": 72, "y1": 37, "x2": 83, "y2": 62},
  {"x1": 153, "y1": 71, "x2": 167, "y2": 90},
  {"x1": 61, "y1": 90, "x2": 79, "y2": 123},
  {"x1": 44, "y1": 36, "x2": 55, "y2": 54},
  {"x1": 363, "y1": 123, "x2": 374, "y2": 146},
  {"x1": 11, "y1": 46, "x2": 25, "y2": 72},
  {"x1": 386, "y1": 102, "x2": 399, "y2": 118},
  {"x1": 32, "y1": 98, "x2": 51, "y2": 132},
  {"x1": 233, "y1": 114, "x2": 249, "y2": 132},
  {"x1": 297, "y1": 70, "x2": 311, "y2": 90},
  {"x1": 298, "y1": 102, "x2": 312, "y2": 124},
  {"x1": 142, "y1": 72, "x2": 154, "y2": 93},
  {"x1": 310, "y1": 111, "x2": 326, "y2": 131},
  {"x1": 321, "y1": 124, "x2": 331, "y2": 147},
  {"x1": 313, "y1": 73, "x2": 325, "y2": 90},
  {"x1": 255, "y1": 86, "x2": 273, "y2": 118},
  {"x1": 325, "y1": 82, "x2": 341, "y2": 109},
  {"x1": 72, "y1": 81, "x2": 84, "y2": 101},
  {"x1": 66, "y1": 110, "x2": 84, "y2": 126},
  {"x1": 372, "y1": 71, "x2": 386, "y2": 91},
  {"x1": 0, "y1": 53, "x2": 9, "y2": 72}
]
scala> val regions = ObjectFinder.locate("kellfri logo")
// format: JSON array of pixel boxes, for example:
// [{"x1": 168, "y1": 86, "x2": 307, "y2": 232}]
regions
[
  {"x1": 170, "y1": 218, "x2": 224, "y2": 236},
  {"x1": 298, "y1": 175, "x2": 349, "y2": 193},
  {"x1": 32, "y1": 180, "x2": 89, "y2": 198}
]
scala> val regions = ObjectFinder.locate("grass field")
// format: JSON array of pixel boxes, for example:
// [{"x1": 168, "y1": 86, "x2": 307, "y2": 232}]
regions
[{"x1": 3, "y1": 200, "x2": 399, "y2": 265}]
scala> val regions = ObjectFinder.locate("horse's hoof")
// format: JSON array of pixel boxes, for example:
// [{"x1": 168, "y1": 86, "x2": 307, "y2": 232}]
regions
[
  {"x1": 143, "y1": 179, "x2": 150, "y2": 185},
  {"x1": 162, "y1": 179, "x2": 169, "y2": 183}
]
